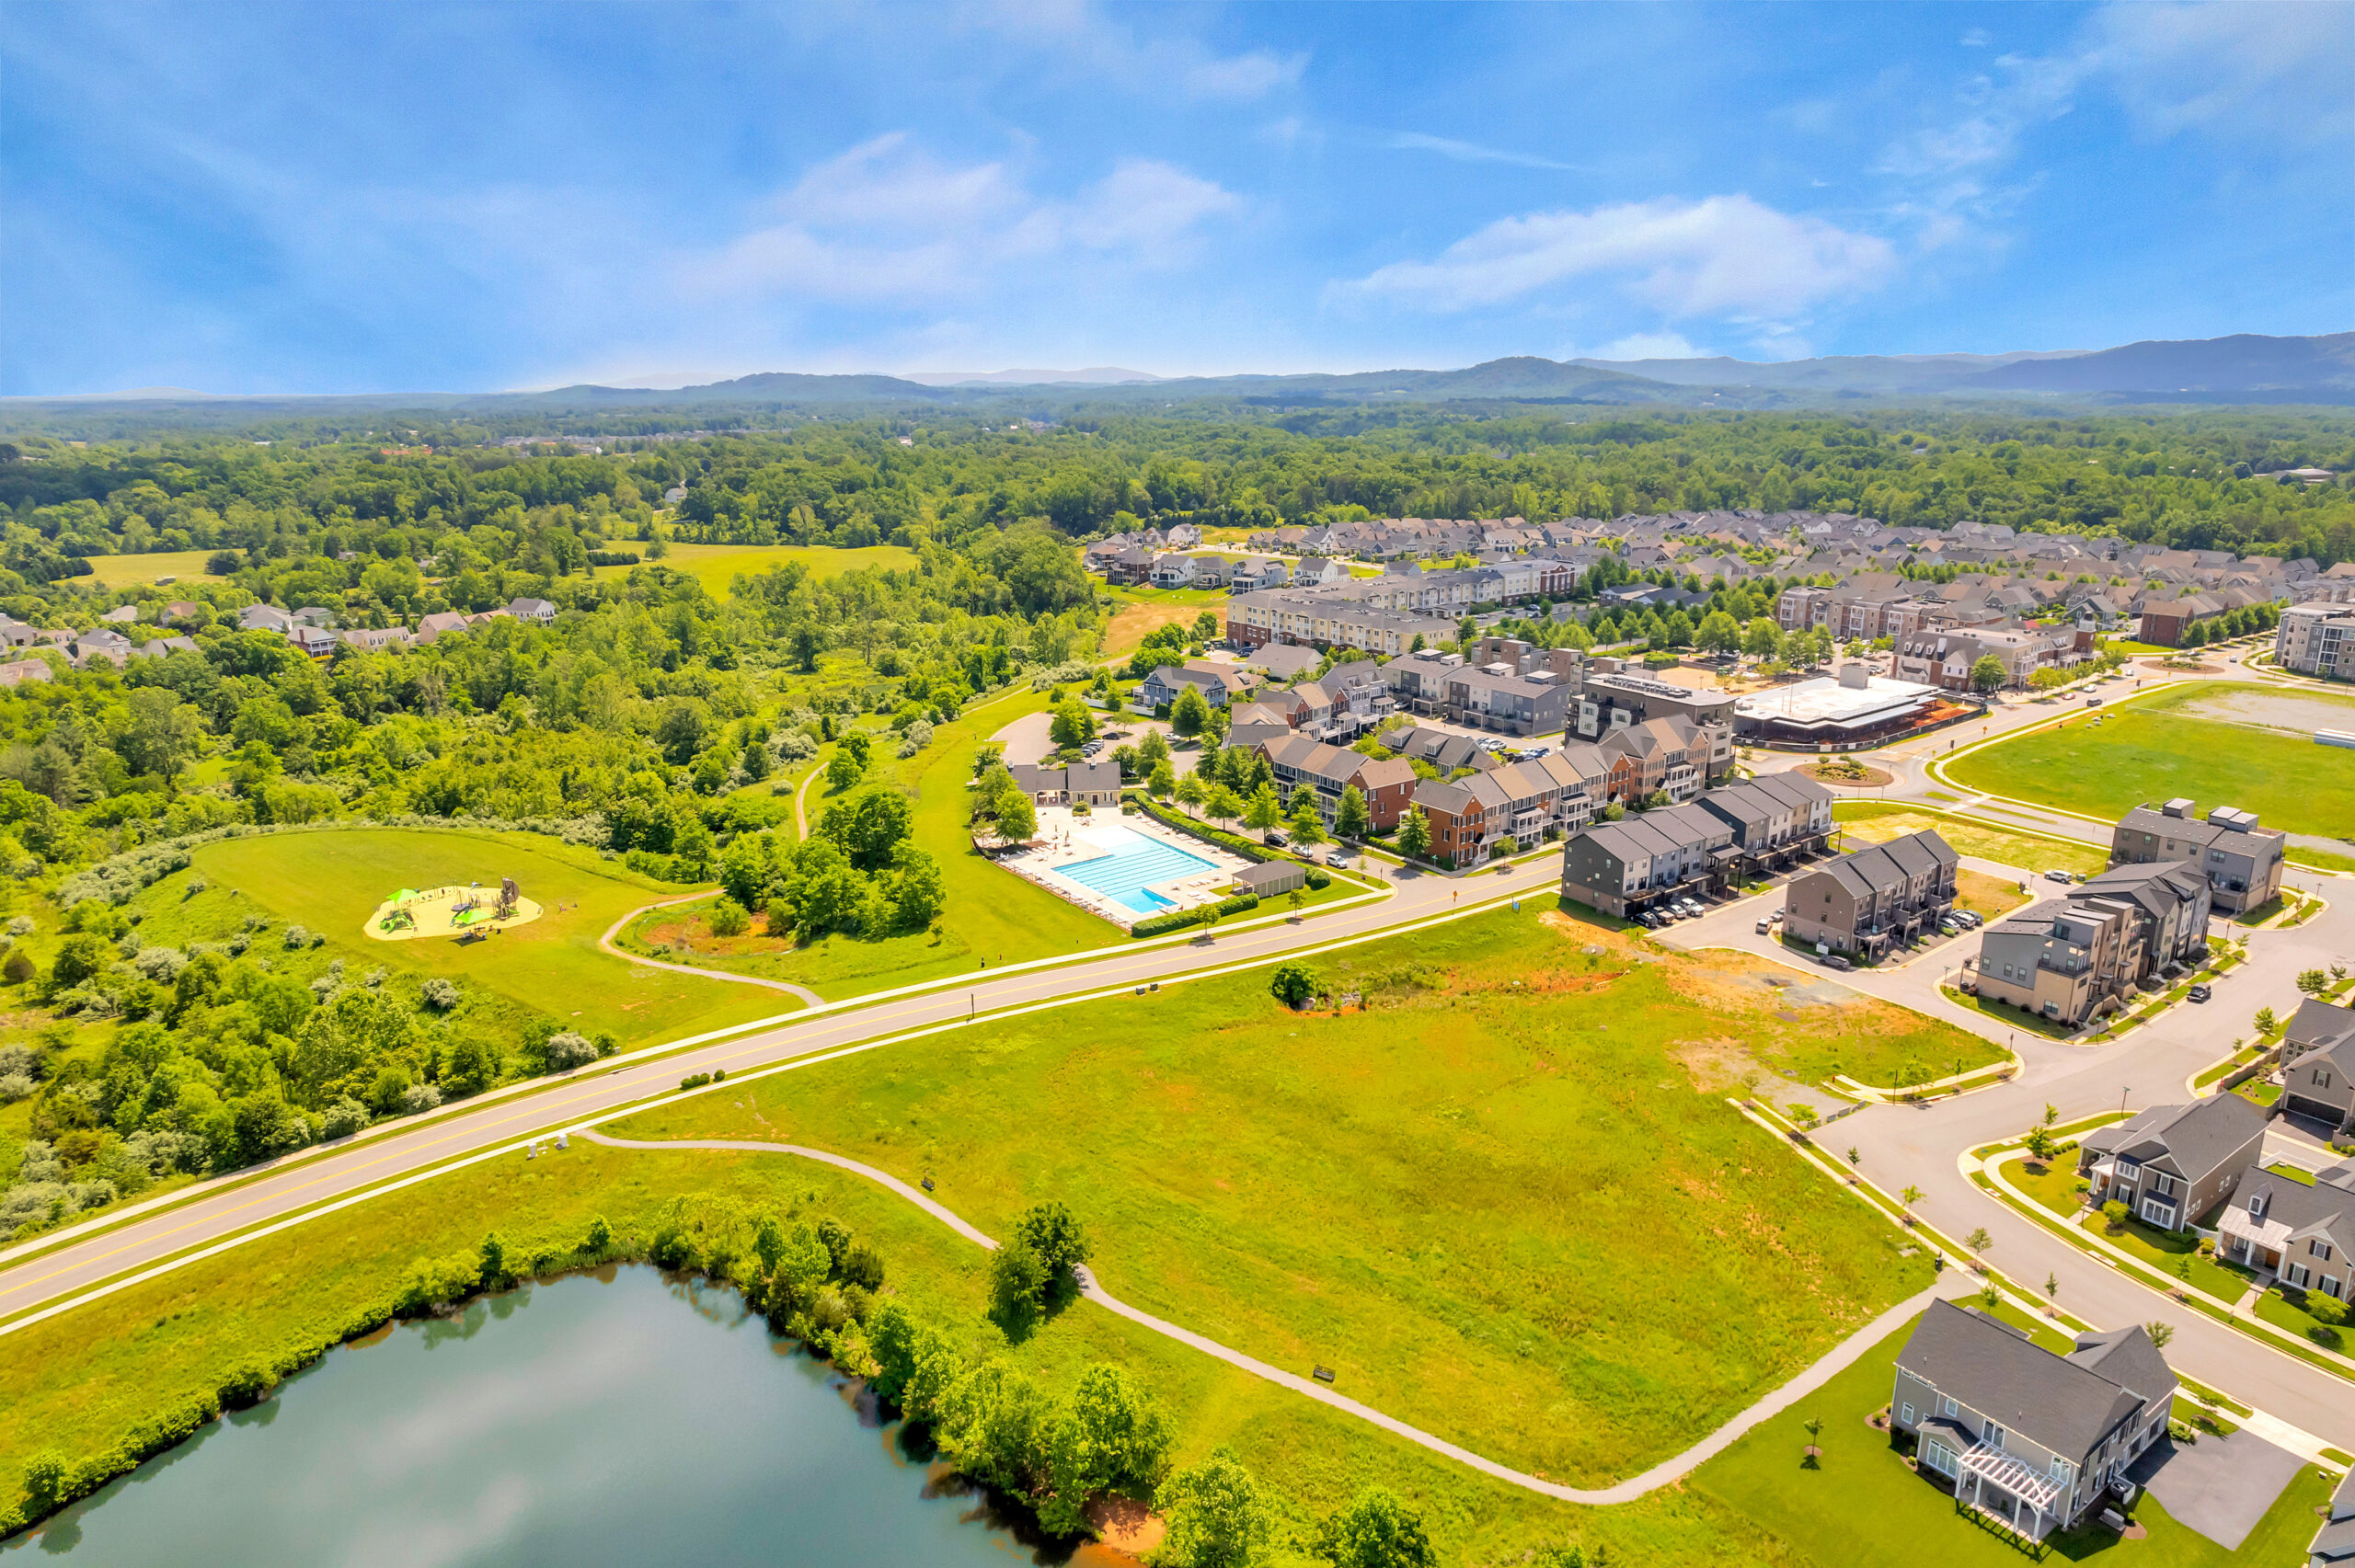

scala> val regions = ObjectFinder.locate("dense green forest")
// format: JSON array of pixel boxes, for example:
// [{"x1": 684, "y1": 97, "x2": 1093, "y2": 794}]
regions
[{"x1": 2, "y1": 404, "x2": 2351, "y2": 567}]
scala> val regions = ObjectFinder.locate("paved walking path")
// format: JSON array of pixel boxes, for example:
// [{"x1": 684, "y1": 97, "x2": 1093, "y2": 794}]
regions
[
  {"x1": 596, "y1": 898, "x2": 826, "y2": 1007},
  {"x1": 580, "y1": 1130, "x2": 1971, "y2": 1505}
]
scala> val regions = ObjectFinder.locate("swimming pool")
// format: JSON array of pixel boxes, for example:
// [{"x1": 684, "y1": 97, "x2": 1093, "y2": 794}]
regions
[{"x1": 1056, "y1": 828, "x2": 1221, "y2": 914}]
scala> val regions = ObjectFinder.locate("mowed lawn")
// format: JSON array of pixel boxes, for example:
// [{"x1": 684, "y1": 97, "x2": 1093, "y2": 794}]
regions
[
  {"x1": 134, "y1": 828, "x2": 781, "y2": 1047},
  {"x1": 1947, "y1": 685, "x2": 2355, "y2": 838},
  {"x1": 1690, "y1": 1316, "x2": 2336, "y2": 1568},
  {"x1": 618, "y1": 900, "x2": 1939, "y2": 1487},
  {"x1": 1834, "y1": 801, "x2": 2110, "y2": 878},
  {"x1": 81, "y1": 549, "x2": 229, "y2": 589},
  {"x1": 590, "y1": 542, "x2": 914, "y2": 598},
  {"x1": 615, "y1": 689, "x2": 1121, "y2": 998}
]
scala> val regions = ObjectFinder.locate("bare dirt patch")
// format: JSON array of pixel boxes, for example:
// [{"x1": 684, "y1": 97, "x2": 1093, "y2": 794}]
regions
[
  {"x1": 1086, "y1": 1496, "x2": 1166, "y2": 1556},
  {"x1": 2174, "y1": 687, "x2": 2355, "y2": 738},
  {"x1": 1804, "y1": 761, "x2": 1895, "y2": 787}
]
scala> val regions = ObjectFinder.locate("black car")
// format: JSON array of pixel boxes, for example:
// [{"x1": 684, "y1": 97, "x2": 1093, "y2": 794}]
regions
[{"x1": 2188, "y1": 984, "x2": 2211, "y2": 1003}]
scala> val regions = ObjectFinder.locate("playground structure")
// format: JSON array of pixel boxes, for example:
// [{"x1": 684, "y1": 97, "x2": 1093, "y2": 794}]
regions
[{"x1": 364, "y1": 877, "x2": 544, "y2": 943}]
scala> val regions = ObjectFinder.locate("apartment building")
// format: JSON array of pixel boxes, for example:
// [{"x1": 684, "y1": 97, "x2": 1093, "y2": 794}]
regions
[
  {"x1": 2276, "y1": 601, "x2": 2355, "y2": 681},
  {"x1": 1692, "y1": 772, "x2": 1836, "y2": 873},
  {"x1": 2108, "y1": 799, "x2": 2285, "y2": 914},
  {"x1": 1557, "y1": 806, "x2": 1736, "y2": 917},
  {"x1": 1225, "y1": 589, "x2": 1457, "y2": 656},
  {"x1": 1384, "y1": 648, "x2": 1572, "y2": 738},
  {"x1": 1256, "y1": 734, "x2": 1419, "y2": 831},
  {"x1": 1411, "y1": 744, "x2": 1611, "y2": 863}
]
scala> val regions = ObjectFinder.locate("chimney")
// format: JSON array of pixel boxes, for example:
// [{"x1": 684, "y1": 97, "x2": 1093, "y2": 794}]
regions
[{"x1": 2161, "y1": 798, "x2": 2193, "y2": 819}]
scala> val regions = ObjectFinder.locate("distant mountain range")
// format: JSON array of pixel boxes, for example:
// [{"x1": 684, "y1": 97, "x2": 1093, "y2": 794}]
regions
[{"x1": 10, "y1": 333, "x2": 2352, "y2": 418}]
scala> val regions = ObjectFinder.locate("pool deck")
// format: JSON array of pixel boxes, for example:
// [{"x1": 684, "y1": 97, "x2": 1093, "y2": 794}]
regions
[{"x1": 1000, "y1": 807, "x2": 1253, "y2": 927}]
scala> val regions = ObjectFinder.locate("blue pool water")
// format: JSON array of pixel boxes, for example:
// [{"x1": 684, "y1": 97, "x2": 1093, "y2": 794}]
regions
[{"x1": 1057, "y1": 828, "x2": 1219, "y2": 913}]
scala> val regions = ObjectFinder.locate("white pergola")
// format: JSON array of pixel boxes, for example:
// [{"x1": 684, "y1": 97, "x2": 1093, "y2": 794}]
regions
[{"x1": 1956, "y1": 1441, "x2": 2068, "y2": 1540}]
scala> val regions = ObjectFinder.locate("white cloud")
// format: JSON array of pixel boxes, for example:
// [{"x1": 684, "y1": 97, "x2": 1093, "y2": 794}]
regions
[
  {"x1": 2083, "y1": 1, "x2": 2353, "y2": 144},
  {"x1": 1587, "y1": 331, "x2": 1706, "y2": 361},
  {"x1": 1959, "y1": 28, "x2": 1993, "y2": 48},
  {"x1": 966, "y1": 0, "x2": 1304, "y2": 100},
  {"x1": 1339, "y1": 194, "x2": 1896, "y2": 318},
  {"x1": 1383, "y1": 132, "x2": 1580, "y2": 172},
  {"x1": 680, "y1": 134, "x2": 1238, "y2": 304}
]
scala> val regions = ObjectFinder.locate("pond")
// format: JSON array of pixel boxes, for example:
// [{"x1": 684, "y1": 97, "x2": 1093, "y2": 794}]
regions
[{"x1": 6, "y1": 1266, "x2": 1111, "y2": 1567}]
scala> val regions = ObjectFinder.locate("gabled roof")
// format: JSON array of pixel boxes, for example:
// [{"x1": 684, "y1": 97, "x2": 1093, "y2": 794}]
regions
[
  {"x1": 2287, "y1": 999, "x2": 2355, "y2": 1055},
  {"x1": 2080, "y1": 1096, "x2": 2266, "y2": 1183},
  {"x1": 1896, "y1": 1301, "x2": 2166, "y2": 1464}
]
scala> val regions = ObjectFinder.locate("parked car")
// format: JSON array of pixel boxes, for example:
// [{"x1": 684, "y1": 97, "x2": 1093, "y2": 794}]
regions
[
  {"x1": 1939, "y1": 921, "x2": 1960, "y2": 937},
  {"x1": 1755, "y1": 917, "x2": 1773, "y2": 934},
  {"x1": 2085, "y1": 696, "x2": 2102, "y2": 707},
  {"x1": 1817, "y1": 953, "x2": 1854, "y2": 971},
  {"x1": 2188, "y1": 984, "x2": 2211, "y2": 1002},
  {"x1": 2044, "y1": 869, "x2": 2073, "y2": 883},
  {"x1": 1262, "y1": 830, "x2": 1288, "y2": 847},
  {"x1": 1325, "y1": 848, "x2": 1352, "y2": 866},
  {"x1": 1953, "y1": 910, "x2": 1982, "y2": 928}
]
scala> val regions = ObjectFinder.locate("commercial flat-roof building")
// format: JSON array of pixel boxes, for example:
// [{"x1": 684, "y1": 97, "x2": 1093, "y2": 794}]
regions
[{"x1": 1733, "y1": 662, "x2": 1940, "y2": 743}]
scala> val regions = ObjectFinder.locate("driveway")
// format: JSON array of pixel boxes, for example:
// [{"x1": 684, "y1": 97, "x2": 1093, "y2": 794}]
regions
[{"x1": 2126, "y1": 1427, "x2": 2306, "y2": 1550}]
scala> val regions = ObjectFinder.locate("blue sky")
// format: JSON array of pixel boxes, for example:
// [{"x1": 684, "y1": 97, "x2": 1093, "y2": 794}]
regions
[{"x1": 4, "y1": 1, "x2": 2349, "y2": 395}]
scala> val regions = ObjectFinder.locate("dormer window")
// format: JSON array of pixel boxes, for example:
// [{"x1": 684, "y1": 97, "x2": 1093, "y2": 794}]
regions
[{"x1": 2249, "y1": 1192, "x2": 2269, "y2": 1220}]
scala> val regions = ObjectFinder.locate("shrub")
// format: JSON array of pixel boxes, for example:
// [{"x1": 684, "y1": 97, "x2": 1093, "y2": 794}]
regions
[
  {"x1": 1304, "y1": 867, "x2": 1331, "y2": 889},
  {"x1": 321, "y1": 1097, "x2": 371, "y2": 1140},
  {"x1": 282, "y1": 924, "x2": 312, "y2": 950},
  {"x1": 680, "y1": 1071, "x2": 714, "y2": 1091},
  {"x1": 2310, "y1": 1292, "x2": 2349, "y2": 1329},
  {"x1": 400, "y1": 1082, "x2": 443, "y2": 1114},
  {"x1": 544, "y1": 1032, "x2": 598, "y2": 1072},
  {"x1": 707, "y1": 899, "x2": 751, "y2": 938},
  {"x1": 1269, "y1": 962, "x2": 1318, "y2": 1007},
  {"x1": 420, "y1": 977, "x2": 459, "y2": 1011},
  {"x1": 1131, "y1": 891, "x2": 1258, "y2": 939},
  {"x1": 2, "y1": 948, "x2": 33, "y2": 984}
]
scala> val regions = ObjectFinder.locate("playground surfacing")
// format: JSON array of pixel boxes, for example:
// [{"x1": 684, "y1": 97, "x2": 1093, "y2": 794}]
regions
[{"x1": 365, "y1": 882, "x2": 545, "y2": 942}]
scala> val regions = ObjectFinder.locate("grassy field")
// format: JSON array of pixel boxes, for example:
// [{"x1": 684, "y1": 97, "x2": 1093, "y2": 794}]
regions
[
  {"x1": 80, "y1": 549, "x2": 229, "y2": 589},
  {"x1": 614, "y1": 692, "x2": 1121, "y2": 999},
  {"x1": 1102, "y1": 587, "x2": 1226, "y2": 655},
  {"x1": 1688, "y1": 1315, "x2": 2336, "y2": 1568},
  {"x1": 2008, "y1": 1153, "x2": 2086, "y2": 1217},
  {"x1": 592, "y1": 543, "x2": 915, "y2": 599},
  {"x1": 131, "y1": 827, "x2": 783, "y2": 1049},
  {"x1": 0, "y1": 1102, "x2": 1806, "y2": 1568},
  {"x1": 1952, "y1": 868, "x2": 2026, "y2": 921},
  {"x1": 616, "y1": 898, "x2": 1954, "y2": 1488},
  {"x1": 1832, "y1": 801, "x2": 2110, "y2": 878},
  {"x1": 1947, "y1": 683, "x2": 2355, "y2": 839}
]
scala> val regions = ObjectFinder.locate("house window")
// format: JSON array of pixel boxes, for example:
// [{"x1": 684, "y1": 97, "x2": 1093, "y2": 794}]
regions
[
  {"x1": 1900, "y1": 1402, "x2": 1916, "y2": 1425},
  {"x1": 1941, "y1": 1396, "x2": 1959, "y2": 1419},
  {"x1": 2313, "y1": 1241, "x2": 2335, "y2": 1263},
  {"x1": 1924, "y1": 1442, "x2": 1959, "y2": 1478},
  {"x1": 1985, "y1": 1423, "x2": 2007, "y2": 1450},
  {"x1": 2287, "y1": 1263, "x2": 2312, "y2": 1288},
  {"x1": 2321, "y1": 1275, "x2": 2345, "y2": 1299}
]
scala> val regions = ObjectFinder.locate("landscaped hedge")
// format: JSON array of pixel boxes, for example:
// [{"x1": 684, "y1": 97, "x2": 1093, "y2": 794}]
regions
[
  {"x1": 1132, "y1": 795, "x2": 1278, "y2": 864},
  {"x1": 1131, "y1": 890, "x2": 1258, "y2": 938}
]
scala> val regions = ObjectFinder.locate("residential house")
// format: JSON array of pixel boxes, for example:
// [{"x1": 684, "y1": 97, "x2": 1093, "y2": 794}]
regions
[
  {"x1": 1780, "y1": 830, "x2": 1959, "y2": 958},
  {"x1": 2108, "y1": 799, "x2": 2285, "y2": 914},
  {"x1": 1377, "y1": 724, "x2": 1498, "y2": 775},
  {"x1": 2067, "y1": 861, "x2": 2212, "y2": 977},
  {"x1": 507, "y1": 597, "x2": 557, "y2": 625},
  {"x1": 2137, "y1": 598, "x2": 2212, "y2": 647},
  {"x1": 2216, "y1": 1162, "x2": 2355, "y2": 1304},
  {"x1": 1133, "y1": 662, "x2": 1250, "y2": 711},
  {"x1": 1890, "y1": 1301, "x2": 2177, "y2": 1542},
  {"x1": 1973, "y1": 898, "x2": 2134, "y2": 1025},
  {"x1": 67, "y1": 629, "x2": 135, "y2": 668},
  {"x1": 0, "y1": 616, "x2": 37, "y2": 649},
  {"x1": 100, "y1": 604, "x2": 140, "y2": 624},
  {"x1": 2076, "y1": 1096, "x2": 2268, "y2": 1230},
  {"x1": 237, "y1": 603, "x2": 297, "y2": 634},
  {"x1": 340, "y1": 626, "x2": 412, "y2": 653},
  {"x1": 2280, "y1": 1000, "x2": 2355, "y2": 1137},
  {"x1": 414, "y1": 611, "x2": 472, "y2": 644},
  {"x1": 0, "y1": 658, "x2": 53, "y2": 688},
  {"x1": 2276, "y1": 601, "x2": 2355, "y2": 681},
  {"x1": 292, "y1": 606, "x2": 337, "y2": 628},
  {"x1": 1228, "y1": 556, "x2": 1291, "y2": 594},
  {"x1": 162, "y1": 601, "x2": 202, "y2": 624},
  {"x1": 1257, "y1": 734, "x2": 1418, "y2": 831},
  {"x1": 1148, "y1": 553, "x2": 1200, "y2": 589},
  {"x1": 289, "y1": 624, "x2": 340, "y2": 658},
  {"x1": 1103, "y1": 546, "x2": 1157, "y2": 586},
  {"x1": 1241, "y1": 641, "x2": 1320, "y2": 681},
  {"x1": 1556, "y1": 805, "x2": 1734, "y2": 916}
]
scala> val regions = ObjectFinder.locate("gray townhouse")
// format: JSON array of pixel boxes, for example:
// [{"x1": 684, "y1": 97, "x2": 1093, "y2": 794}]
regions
[
  {"x1": 1384, "y1": 649, "x2": 1571, "y2": 738},
  {"x1": 1557, "y1": 805, "x2": 1736, "y2": 918},
  {"x1": 1779, "y1": 830, "x2": 1959, "y2": 959},
  {"x1": 1972, "y1": 898, "x2": 2135, "y2": 1026},
  {"x1": 2280, "y1": 999, "x2": 2355, "y2": 1137},
  {"x1": 1572, "y1": 670, "x2": 1738, "y2": 747},
  {"x1": 1890, "y1": 1302, "x2": 2177, "y2": 1542},
  {"x1": 2075, "y1": 1095, "x2": 2268, "y2": 1230},
  {"x1": 2216, "y1": 1162, "x2": 2355, "y2": 1306},
  {"x1": 2068, "y1": 861, "x2": 2213, "y2": 975},
  {"x1": 2108, "y1": 799, "x2": 2285, "y2": 914},
  {"x1": 1377, "y1": 723, "x2": 1499, "y2": 776},
  {"x1": 1692, "y1": 772, "x2": 1835, "y2": 875}
]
